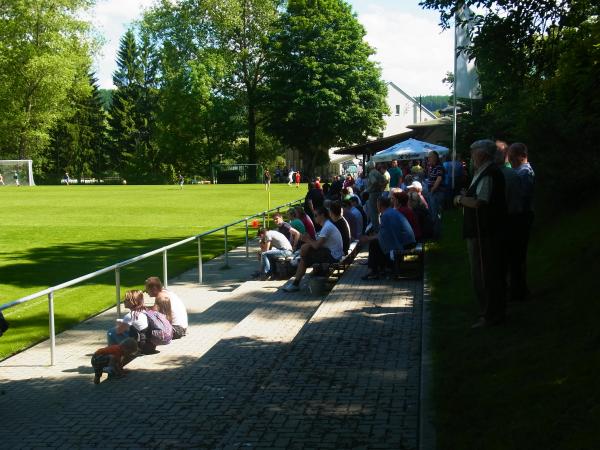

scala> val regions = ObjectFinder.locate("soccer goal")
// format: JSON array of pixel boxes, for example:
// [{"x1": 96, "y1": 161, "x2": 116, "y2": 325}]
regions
[
  {"x1": 211, "y1": 164, "x2": 264, "y2": 184},
  {"x1": 0, "y1": 160, "x2": 35, "y2": 186}
]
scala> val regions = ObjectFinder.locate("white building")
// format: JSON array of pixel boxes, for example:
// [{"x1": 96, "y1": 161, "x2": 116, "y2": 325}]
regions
[
  {"x1": 325, "y1": 82, "x2": 437, "y2": 176},
  {"x1": 382, "y1": 81, "x2": 436, "y2": 137}
]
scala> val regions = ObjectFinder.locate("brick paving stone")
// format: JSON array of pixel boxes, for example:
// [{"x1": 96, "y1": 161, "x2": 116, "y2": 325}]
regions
[{"x1": 1, "y1": 245, "x2": 424, "y2": 449}]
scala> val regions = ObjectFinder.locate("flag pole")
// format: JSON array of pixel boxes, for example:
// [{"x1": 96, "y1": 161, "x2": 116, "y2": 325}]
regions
[{"x1": 452, "y1": 6, "x2": 459, "y2": 191}]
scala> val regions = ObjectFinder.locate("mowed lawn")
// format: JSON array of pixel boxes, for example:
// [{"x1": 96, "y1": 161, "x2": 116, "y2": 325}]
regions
[{"x1": 0, "y1": 184, "x2": 302, "y2": 359}]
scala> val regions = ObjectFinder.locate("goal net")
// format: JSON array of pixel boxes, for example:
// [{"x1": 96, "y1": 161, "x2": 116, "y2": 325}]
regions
[
  {"x1": 0, "y1": 160, "x2": 35, "y2": 186},
  {"x1": 211, "y1": 164, "x2": 264, "y2": 184}
]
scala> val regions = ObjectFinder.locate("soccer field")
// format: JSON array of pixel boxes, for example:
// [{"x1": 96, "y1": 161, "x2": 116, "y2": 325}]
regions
[{"x1": 0, "y1": 184, "x2": 303, "y2": 359}]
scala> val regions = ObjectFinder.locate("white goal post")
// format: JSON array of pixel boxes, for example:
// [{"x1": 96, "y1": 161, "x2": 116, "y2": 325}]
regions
[{"x1": 0, "y1": 160, "x2": 35, "y2": 186}]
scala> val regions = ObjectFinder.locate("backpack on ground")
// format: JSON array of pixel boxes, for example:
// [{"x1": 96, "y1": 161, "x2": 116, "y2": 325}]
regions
[{"x1": 144, "y1": 309, "x2": 173, "y2": 345}]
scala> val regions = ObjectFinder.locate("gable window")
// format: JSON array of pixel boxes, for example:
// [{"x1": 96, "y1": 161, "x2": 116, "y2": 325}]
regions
[{"x1": 395, "y1": 105, "x2": 400, "y2": 115}]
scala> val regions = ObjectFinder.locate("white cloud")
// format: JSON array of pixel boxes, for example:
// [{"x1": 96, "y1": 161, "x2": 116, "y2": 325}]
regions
[
  {"x1": 90, "y1": 0, "x2": 157, "y2": 88},
  {"x1": 357, "y1": 4, "x2": 454, "y2": 95}
]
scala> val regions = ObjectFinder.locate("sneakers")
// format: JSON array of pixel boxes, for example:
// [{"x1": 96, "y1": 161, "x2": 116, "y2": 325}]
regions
[{"x1": 282, "y1": 283, "x2": 300, "y2": 292}]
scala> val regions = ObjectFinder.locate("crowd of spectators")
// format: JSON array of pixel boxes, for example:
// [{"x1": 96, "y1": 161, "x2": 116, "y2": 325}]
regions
[{"x1": 259, "y1": 142, "x2": 535, "y2": 330}]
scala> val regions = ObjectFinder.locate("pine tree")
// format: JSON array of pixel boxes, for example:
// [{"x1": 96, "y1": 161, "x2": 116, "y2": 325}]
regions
[
  {"x1": 48, "y1": 74, "x2": 108, "y2": 182},
  {"x1": 109, "y1": 29, "x2": 158, "y2": 182}
]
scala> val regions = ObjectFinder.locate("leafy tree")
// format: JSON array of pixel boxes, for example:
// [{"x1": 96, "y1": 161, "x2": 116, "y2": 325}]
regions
[
  {"x1": 47, "y1": 74, "x2": 109, "y2": 182},
  {"x1": 208, "y1": 0, "x2": 281, "y2": 167},
  {"x1": 419, "y1": 0, "x2": 600, "y2": 203},
  {"x1": 0, "y1": 0, "x2": 95, "y2": 162},
  {"x1": 141, "y1": 1, "x2": 247, "y2": 177},
  {"x1": 265, "y1": 0, "x2": 388, "y2": 176}
]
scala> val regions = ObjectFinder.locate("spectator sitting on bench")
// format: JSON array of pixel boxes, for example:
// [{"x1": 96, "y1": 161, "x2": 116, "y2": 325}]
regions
[
  {"x1": 391, "y1": 189, "x2": 422, "y2": 242},
  {"x1": 328, "y1": 201, "x2": 351, "y2": 255},
  {"x1": 254, "y1": 227, "x2": 294, "y2": 280},
  {"x1": 283, "y1": 207, "x2": 344, "y2": 292},
  {"x1": 342, "y1": 199, "x2": 362, "y2": 240},
  {"x1": 287, "y1": 208, "x2": 306, "y2": 236},
  {"x1": 350, "y1": 196, "x2": 368, "y2": 234},
  {"x1": 145, "y1": 277, "x2": 188, "y2": 339},
  {"x1": 294, "y1": 206, "x2": 316, "y2": 240},
  {"x1": 360, "y1": 196, "x2": 416, "y2": 280},
  {"x1": 273, "y1": 212, "x2": 301, "y2": 248},
  {"x1": 342, "y1": 186, "x2": 362, "y2": 205}
]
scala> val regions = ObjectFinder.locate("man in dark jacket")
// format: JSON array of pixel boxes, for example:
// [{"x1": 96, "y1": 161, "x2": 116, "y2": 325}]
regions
[{"x1": 454, "y1": 139, "x2": 508, "y2": 328}]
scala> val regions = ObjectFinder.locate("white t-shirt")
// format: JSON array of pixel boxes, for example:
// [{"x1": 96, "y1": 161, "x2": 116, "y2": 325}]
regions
[
  {"x1": 317, "y1": 219, "x2": 344, "y2": 261},
  {"x1": 163, "y1": 289, "x2": 188, "y2": 329},
  {"x1": 265, "y1": 230, "x2": 292, "y2": 251},
  {"x1": 123, "y1": 311, "x2": 148, "y2": 331}
]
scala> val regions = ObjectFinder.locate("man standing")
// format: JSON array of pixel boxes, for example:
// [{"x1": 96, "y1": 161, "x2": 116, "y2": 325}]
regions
[
  {"x1": 366, "y1": 162, "x2": 385, "y2": 232},
  {"x1": 454, "y1": 139, "x2": 508, "y2": 328},
  {"x1": 508, "y1": 142, "x2": 535, "y2": 302},
  {"x1": 360, "y1": 196, "x2": 416, "y2": 279},
  {"x1": 388, "y1": 159, "x2": 403, "y2": 190},
  {"x1": 283, "y1": 207, "x2": 344, "y2": 292},
  {"x1": 178, "y1": 173, "x2": 184, "y2": 189}
]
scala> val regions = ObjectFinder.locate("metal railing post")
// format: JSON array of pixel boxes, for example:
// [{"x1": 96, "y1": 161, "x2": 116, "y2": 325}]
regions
[
  {"x1": 262, "y1": 212, "x2": 266, "y2": 229},
  {"x1": 197, "y1": 237, "x2": 203, "y2": 284},
  {"x1": 163, "y1": 250, "x2": 168, "y2": 288},
  {"x1": 115, "y1": 267, "x2": 121, "y2": 316},
  {"x1": 224, "y1": 226, "x2": 229, "y2": 266},
  {"x1": 245, "y1": 219, "x2": 249, "y2": 257},
  {"x1": 48, "y1": 292, "x2": 56, "y2": 366}
]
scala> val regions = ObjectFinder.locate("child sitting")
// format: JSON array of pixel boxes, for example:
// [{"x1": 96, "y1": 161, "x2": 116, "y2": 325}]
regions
[{"x1": 91, "y1": 337, "x2": 138, "y2": 384}]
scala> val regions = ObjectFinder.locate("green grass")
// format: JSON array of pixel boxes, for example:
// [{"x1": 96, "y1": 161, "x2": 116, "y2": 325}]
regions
[
  {"x1": 427, "y1": 202, "x2": 600, "y2": 450},
  {"x1": 0, "y1": 184, "x2": 302, "y2": 360}
]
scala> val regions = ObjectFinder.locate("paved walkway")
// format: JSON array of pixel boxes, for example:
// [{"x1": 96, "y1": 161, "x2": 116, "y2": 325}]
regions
[{"x1": 0, "y1": 242, "x2": 426, "y2": 449}]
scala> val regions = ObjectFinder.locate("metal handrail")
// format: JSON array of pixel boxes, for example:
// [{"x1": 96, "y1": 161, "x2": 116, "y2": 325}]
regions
[{"x1": 0, "y1": 197, "x2": 304, "y2": 365}]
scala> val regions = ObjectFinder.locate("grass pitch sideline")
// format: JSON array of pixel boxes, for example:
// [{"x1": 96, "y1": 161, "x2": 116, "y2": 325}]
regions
[{"x1": 0, "y1": 184, "x2": 302, "y2": 360}]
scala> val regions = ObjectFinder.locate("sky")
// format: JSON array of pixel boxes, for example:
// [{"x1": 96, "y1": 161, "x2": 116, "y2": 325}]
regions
[{"x1": 90, "y1": 0, "x2": 454, "y2": 95}]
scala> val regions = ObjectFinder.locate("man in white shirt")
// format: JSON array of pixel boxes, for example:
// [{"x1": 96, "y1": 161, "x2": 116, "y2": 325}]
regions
[
  {"x1": 145, "y1": 277, "x2": 189, "y2": 339},
  {"x1": 255, "y1": 228, "x2": 294, "y2": 280},
  {"x1": 283, "y1": 207, "x2": 343, "y2": 292}
]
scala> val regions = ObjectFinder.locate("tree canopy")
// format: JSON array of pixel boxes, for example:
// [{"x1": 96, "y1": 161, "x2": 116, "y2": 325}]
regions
[
  {"x1": 420, "y1": 0, "x2": 600, "y2": 202},
  {"x1": 265, "y1": 0, "x2": 388, "y2": 175}
]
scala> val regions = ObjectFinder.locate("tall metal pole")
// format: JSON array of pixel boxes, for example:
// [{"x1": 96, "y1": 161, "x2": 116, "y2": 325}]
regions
[
  {"x1": 452, "y1": 8, "x2": 459, "y2": 191},
  {"x1": 48, "y1": 292, "x2": 56, "y2": 366}
]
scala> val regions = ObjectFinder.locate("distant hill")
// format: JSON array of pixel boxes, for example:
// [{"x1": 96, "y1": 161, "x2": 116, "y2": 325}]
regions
[{"x1": 417, "y1": 95, "x2": 451, "y2": 114}]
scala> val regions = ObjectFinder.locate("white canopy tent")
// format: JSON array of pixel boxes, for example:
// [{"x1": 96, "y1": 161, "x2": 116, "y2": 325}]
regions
[{"x1": 371, "y1": 138, "x2": 449, "y2": 163}]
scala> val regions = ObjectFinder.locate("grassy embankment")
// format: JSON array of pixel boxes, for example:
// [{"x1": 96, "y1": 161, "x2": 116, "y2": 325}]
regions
[
  {"x1": 0, "y1": 184, "x2": 302, "y2": 360},
  {"x1": 427, "y1": 201, "x2": 600, "y2": 449}
]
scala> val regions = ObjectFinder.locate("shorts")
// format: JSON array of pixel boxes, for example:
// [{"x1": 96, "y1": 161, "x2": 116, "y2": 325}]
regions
[{"x1": 304, "y1": 247, "x2": 338, "y2": 267}]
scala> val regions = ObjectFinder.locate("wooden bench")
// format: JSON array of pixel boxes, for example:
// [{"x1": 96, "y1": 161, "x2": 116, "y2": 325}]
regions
[
  {"x1": 393, "y1": 243, "x2": 424, "y2": 280},
  {"x1": 311, "y1": 240, "x2": 360, "y2": 279}
]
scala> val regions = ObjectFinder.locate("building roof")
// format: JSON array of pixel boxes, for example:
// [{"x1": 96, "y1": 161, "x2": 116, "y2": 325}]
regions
[
  {"x1": 332, "y1": 130, "x2": 415, "y2": 156},
  {"x1": 387, "y1": 82, "x2": 437, "y2": 120}
]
